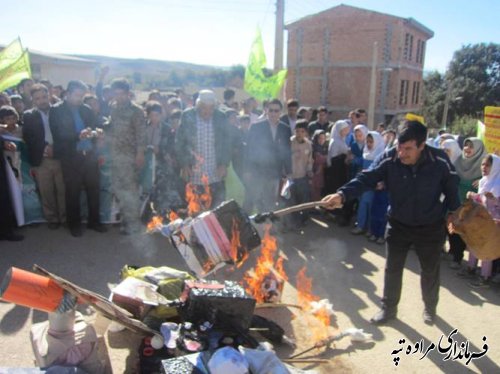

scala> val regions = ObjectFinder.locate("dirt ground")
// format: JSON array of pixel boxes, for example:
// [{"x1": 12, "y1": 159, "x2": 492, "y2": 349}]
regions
[{"x1": 1, "y1": 214, "x2": 499, "y2": 373}]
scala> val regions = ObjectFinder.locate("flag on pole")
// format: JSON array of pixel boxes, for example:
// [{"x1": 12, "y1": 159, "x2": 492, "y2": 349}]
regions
[
  {"x1": 0, "y1": 50, "x2": 32, "y2": 92},
  {"x1": 244, "y1": 28, "x2": 287, "y2": 101},
  {"x1": 0, "y1": 38, "x2": 24, "y2": 71}
]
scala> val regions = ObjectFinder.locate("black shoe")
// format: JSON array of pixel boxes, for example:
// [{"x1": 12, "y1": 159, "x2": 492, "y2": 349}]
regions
[
  {"x1": 423, "y1": 309, "x2": 436, "y2": 325},
  {"x1": 370, "y1": 308, "x2": 397, "y2": 324},
  {"x1": 70, "y1": 227, "x2": 83, "y2": 237},
  {"x1": 88, "y1": 223, "x2": 108, "y2": 233},
  {"x1": 48, "y1": 222, "x2": 60, "y2": 230},
  {"x1": 0, "y1": 232, "x2": 24, "y2": 241}
]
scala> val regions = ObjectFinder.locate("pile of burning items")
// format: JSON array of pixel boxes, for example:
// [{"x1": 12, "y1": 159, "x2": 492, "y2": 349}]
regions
[{"x1": 0, "y1": 199, "x2": 372, "y2": 373}]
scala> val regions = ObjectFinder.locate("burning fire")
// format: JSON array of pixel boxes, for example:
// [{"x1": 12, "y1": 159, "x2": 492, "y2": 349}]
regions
[
  {"x1": 146, "y1": 215, "x2": 163, "y2": 233},
  {"x1": 169, "y1": 210, "x2": 180, "y2": 222},
  {"x1": 244, "y1": 225, "x2": 287, "y2": 303},
  {"x1": 185, "y1": 175, "x2": 212, "y2": 216},
  {"x1": 296, "y1": 267, "x2": 333, "y2": 341},
  {"x1": 228, "y1": 219, "x2": 249, "y2": 267}
]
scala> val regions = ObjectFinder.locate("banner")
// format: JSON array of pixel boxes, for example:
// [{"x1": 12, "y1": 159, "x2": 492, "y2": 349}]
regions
[
  {"x1": 0, "y1": 50, "x2": 31, "y2": 92},
  {"x1": 244, "y1": 28, "x2": 287, "y2": 101},
  {"x1": 483, "y1": 106, "x2": 500, "y2": 154},
  {"x1": 0, "y1": 38, "x2": 24, "y2": 71}
]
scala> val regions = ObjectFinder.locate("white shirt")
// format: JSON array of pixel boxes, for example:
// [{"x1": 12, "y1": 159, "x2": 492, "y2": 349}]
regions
[{"x1": 40, "y1": 109, "x2": 53, "y2": 145}]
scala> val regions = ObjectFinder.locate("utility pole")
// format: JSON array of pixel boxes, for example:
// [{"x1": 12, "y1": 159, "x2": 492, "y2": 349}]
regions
[
  {"x1": 274, "y1": 0, "x2": 284, "y2": 71},
  {"x1": 367, "y1": 42, "x2": 378, "y2": 129}
]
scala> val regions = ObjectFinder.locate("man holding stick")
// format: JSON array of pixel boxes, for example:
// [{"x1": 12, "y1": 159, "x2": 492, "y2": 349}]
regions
[{"x1": 322, "y1": 121, "x2": 460, "y2": 325}]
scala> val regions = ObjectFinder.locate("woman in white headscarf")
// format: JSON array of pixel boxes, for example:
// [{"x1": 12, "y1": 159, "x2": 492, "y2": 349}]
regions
[
  {"x1": 450, "y1": 138, "x2": 488, "y2": 269},
  {"x1": 441, "y1": 138, "x2": 462, "y2": 164},
  {"x1": 325, "y1": 120, "x2": 350, "y2": 194},
  {"x1": 351, "y1": 131, "x2": 386, "y2": 237}
]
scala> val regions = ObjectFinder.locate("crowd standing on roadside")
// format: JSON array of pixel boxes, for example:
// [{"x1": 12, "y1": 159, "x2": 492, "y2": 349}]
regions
[{"x1": 1, "y1": 72, "x2": 499, "y2": 322}]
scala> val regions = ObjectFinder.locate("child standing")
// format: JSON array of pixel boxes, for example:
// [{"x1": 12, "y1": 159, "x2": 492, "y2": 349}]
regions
[
  {"x1": 311, "y1": 130, "x2": 328, "y2": 201},
  {"x1": 351, "y1": 131, "x2": 385, "y2": 237},
  {"x1": 465, "y1": 154, "x2": 500, "y2": 287},
  {"x1": 290, "y1": 119, "x2": 313, "y2": 228}
]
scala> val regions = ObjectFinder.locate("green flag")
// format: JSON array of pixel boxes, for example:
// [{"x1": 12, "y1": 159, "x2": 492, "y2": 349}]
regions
[
  {"x1": 0, "y1": 50, "x2": 32, "y2": 92},
  {"x1": 244, "y1": 28, "x2": 287, "y2": 101},
  {"x1": 0, "y1": 38, "x2": 24, "y2": 71}
]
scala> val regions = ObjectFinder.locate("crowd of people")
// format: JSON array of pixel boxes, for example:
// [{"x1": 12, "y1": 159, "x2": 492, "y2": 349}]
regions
[{"x1": 1, "y1": 74, "x2": 499, "y2": 300}]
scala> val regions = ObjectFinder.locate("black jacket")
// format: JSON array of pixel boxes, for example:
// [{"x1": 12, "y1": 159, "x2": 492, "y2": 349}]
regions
[
  {"x1": 339, "y1": 145, "x2": 460, "y2": 227},
  {"x1": 22, "y1": 108, "x2": 49, "y2": 166},
  {"x1": 244, "y1": 119, "x2": 292, "y2": 178},
  {"x1": 49, "y1": 101, "x2": 97, "y2": 160}
]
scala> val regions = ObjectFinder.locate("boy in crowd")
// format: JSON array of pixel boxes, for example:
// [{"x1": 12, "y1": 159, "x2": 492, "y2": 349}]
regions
[{"x1": 289, "y1": 119, "x2": 313, "y2": 228}]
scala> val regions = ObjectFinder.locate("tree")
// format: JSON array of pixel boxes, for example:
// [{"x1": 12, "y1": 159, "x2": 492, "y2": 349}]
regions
[
  {"x1": 422, "y1": 70, "x2": 446, "y2": 128},
  {"x1": 446, "y1": 43, "x2": 500, "y2": 117}
]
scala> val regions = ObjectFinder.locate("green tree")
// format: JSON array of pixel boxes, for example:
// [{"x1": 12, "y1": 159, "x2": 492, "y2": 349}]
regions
[
  {"x1": 422, "y1": 70, "x2": 446, "y2": 128},
  {"x1": 447, "y1": 43, "x2": 500, "y2": 117}
]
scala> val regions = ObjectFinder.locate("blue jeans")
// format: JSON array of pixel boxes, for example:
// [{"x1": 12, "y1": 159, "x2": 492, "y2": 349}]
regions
[{"x1": 356, "y1": 190, "x2": 374, "y2": 230}]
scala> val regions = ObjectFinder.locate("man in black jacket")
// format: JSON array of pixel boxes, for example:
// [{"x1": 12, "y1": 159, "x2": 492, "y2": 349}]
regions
[
  {"x1": 322, "y1": 121, "x2": 460, "y2": 325},
  {"x1": 243, "y1": 99, "x2": 292, "y2": 214},
  {"x1": 49, "y1": 80, "x2": 106, "y2": 237},
  {"x1": 22, "y1": 84, "x2": 65, "y2": 229}
]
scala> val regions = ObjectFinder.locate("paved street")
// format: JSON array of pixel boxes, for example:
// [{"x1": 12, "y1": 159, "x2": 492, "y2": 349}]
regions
[{"x1": 1, "y1": 216, "x2": 499, "y2": 373}]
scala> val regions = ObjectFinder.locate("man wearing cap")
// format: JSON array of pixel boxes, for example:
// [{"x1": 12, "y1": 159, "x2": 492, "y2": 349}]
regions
[
  {"x1": 322, "y1": 121, "x2": 460, "y2": 325},
  {"x1": 175, "y1": 90, "x2": 231, "y2": 208}
]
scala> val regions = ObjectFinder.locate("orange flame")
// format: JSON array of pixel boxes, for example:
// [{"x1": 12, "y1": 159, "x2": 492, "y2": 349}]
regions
[
  {"x1": 296, "y1": 267, "x2": 330, "y2": 341},
  {"x1": 146, "y1": 215, "x2": 163, "y2": 233},
  {"x1": 228, "y1": 218, "x2": 248, "y2": 267},
  {"x1": 185, "y1": 175, "x2": 212, "y2": 216},
  {"x1": 169, "y1": 210, "x2": 180, "y2": 222},
  {"x1": 202, "y1": 258, "x2": 214, "y2": 274},
  {"x1": 244, "y1": 225, "x2": 285, "y2": 303}
]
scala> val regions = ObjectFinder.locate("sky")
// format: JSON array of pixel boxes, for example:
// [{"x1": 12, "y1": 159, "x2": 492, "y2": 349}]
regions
[{"x1": 2, "y1": 0, "x2": 499, "y2": 73}]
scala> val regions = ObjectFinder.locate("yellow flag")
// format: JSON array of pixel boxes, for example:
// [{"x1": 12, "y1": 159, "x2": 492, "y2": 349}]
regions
[
  {"x1": 484, "y1": 106, "x2": 500, "y2": 154},
  {"x1": 0, "y1": 50, "x2": 32, "y2": 92},
  {"x1": 405, "y1": 113, "x2": 425, "y2": 125},
  {"x1": 0, "y1": 38, "x2": 24, "y2": 71}
]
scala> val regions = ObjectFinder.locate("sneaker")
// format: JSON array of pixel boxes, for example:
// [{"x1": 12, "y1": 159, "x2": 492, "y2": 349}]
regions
[
  {"x1": 376, "y1": 237, "x2": 386, "y2": 245},
  {"x1": 469, "y1": 277, "x2": 490, "y2": 289},
  {"x1": 351, "y1": 227, "x2": 364, "y2": 235},
  {"x1": 448, "y1": 261, "x2": 461, "y2": 270},
  {"x1": 457, "y1": 267, "x2": 475, "y2": 278},
  {"x1": 370, "y1": 308, "x2": 397, "y2": 324},
  {"x1": 423, "y1": 309, "x2": 436, "y2": 325},
  {"x1": 87, "y1": 223, "x2": 108, "y2": 233},
  {"x1": 368, "y1": 234, "x2": 377, "y2": 242},
  {"x1": 365, "y1": 231, "x2": 372, "y2": 238}
]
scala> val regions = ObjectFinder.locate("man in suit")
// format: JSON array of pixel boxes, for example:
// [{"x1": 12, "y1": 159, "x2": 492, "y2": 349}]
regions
[
  {"x1": 175, "y1": 90, "x2": 231, "y2": 209},
  {"x1": 280, "y1": 99, "x2": 299, "y2": 132},
  {"x1": 49, "y1": 80, "x2": 106, "y2": 237},
  {"x1": 23, "y1": 84, "x2": 65, "y2": 229},
  {"x1": 243, "y1": 98, "x2": 292, "y2": 214}
]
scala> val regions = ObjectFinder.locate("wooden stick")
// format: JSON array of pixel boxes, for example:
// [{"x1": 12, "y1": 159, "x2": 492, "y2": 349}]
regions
[{"x1": 273, "y1": 201, "x2": 328, "y2": 217}]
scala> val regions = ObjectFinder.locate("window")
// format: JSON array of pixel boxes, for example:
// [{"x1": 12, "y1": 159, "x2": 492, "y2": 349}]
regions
[
  {"x1": 404, "y1": 33, "x2": 414, "y2": 61},
  {"x1": 416, "y1": 40, "x2": 421, "y2": 64},
  {"x1": 411, "y1": 81, "x2": 421, "y2": 104},
  {"x1": 415, "y1": 82, "x2": 420, "y2": 104},
  {"x1": 399, "y1": 79, "x2": 409, "y2": 105},
  {"x1": 419, "y1": 41, "x2": 426, "y2": 64}
]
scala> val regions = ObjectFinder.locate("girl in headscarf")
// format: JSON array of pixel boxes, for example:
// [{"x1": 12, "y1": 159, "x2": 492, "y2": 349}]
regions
[
  {"x1": 348, "y1": 124, "x2": 369, "y2": 178},
  {"x1": 463, "y1": 154, "x2": 500, "y2": 287},
  {"x1": 325, "y1": 120, "x2": 350, "y2": 194},
  {"x1": 452, "y1": 138, "x2": 488, "y2": 269},
  {"x1": 351, "y1": 131, "x2": 385, "y2": 238},
  {"x1": 311, "y1": 130, "x2": 328, "y2": 201},
  {"x1": 441, "y1": 138, "x2": 462, "y2": 164}
]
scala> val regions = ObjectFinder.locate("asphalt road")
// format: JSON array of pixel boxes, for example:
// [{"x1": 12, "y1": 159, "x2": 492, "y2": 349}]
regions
[{"x1": 1, "y1": 216, "x2": 499, "y2": 373}]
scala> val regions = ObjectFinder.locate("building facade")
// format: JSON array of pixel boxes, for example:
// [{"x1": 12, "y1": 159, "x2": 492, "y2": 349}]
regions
[{"x1": 285, "y1": 4, "x2": 434, "y2": 126}]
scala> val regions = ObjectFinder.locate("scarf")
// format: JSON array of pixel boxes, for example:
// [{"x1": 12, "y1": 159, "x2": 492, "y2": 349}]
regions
[
  {"x1": 478, "y1": 154, "x2": 500, "y2": 197},
  {"x1": 312, "y1": 130, "x2": 328, "y2": 155},
  {"x1": 328, "y1": 120, "x2": 349, "y2": 159},
  {"x1": 363, "y1": 131, "x2": 385, "y2": 161},
  {"x1": 454, "y1": 137, "x2": 488, "y2": 181}
]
